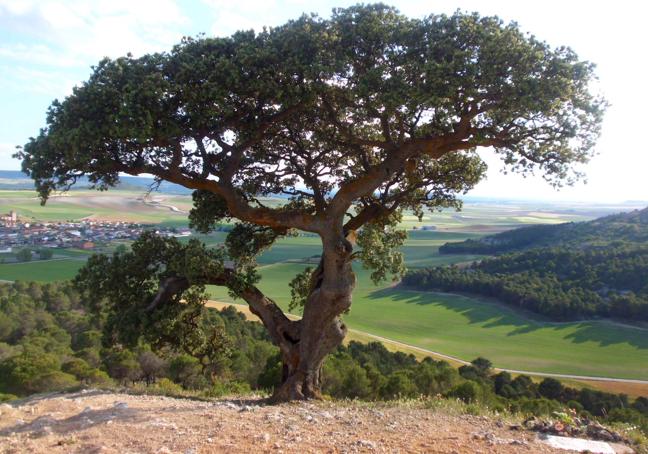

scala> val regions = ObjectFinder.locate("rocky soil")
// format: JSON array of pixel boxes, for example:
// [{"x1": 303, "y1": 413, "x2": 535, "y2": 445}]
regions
[{"x1": 0, "y1": 390, "x2": 634, "y2": 453}]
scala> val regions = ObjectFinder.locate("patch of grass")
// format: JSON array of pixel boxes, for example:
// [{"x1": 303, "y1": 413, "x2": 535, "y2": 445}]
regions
[
  {"x1": 0, "y1": 259, "x2": 85, "y2": 282},
  {"x1": 208, "y1": 262, "x2": 648, "y2": 381}
]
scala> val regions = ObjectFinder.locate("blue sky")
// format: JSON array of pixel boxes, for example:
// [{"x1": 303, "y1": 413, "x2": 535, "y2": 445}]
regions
[{"x1": 1, "y1": 0, "x2": 647, "y2": 202}]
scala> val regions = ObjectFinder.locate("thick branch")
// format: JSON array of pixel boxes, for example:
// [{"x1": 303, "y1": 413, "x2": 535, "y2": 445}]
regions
[
  {"x1": 149, "y1": 269, "x2": 300, "y2": 356},
  {"x1": 115, "y1": 162, "x2": 321, "y2": 233}
]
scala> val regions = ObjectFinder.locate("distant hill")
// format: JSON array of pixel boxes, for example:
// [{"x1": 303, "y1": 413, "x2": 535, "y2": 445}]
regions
[
  {"x1": 0, "y1": 170, "x2": 192, "y2": 195},
  {"x1": 438, "y1": 207, "x2": 648, "y2": 254},
  {"x1": 406, "y1": 208, "x2": 648, "y2": 321}
]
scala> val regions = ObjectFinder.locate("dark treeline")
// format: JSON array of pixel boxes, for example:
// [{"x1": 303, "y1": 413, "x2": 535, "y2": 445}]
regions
[
  {"x1": 0, "y1": 281, "x2": 647, "y2": 436},
  {"x1": 404, "y1": 245, "x2": 648, "y2": 320}
]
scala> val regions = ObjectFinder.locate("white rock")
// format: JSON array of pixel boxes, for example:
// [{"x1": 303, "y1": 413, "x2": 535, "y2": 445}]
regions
[{"x1": 539, "y1": 434, "x2": 615, "y2": 454}]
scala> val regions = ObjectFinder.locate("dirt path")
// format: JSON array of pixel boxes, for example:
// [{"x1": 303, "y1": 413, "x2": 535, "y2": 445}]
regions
[{"x1": 0, "y1": 391, "x2": 571, "y2": 453}]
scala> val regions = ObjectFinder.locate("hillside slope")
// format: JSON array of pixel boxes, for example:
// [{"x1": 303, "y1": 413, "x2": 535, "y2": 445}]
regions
[
  {"x1": 0, "y1": 391, "x2": 608, "y2": 453},
  {"x1": 439, "y1": 207, "x2": 648, "y2": 254},
  {"x1": 409, "y1": 207, "x2": 648, "y2": 321}
]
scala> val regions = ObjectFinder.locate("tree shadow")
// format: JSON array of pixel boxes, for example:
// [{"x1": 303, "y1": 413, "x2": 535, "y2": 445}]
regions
[
  {"x1": 366, "y1": 287, "x2": 648, "y2": 350},
  {"x1": 0, "y1": 402, "x2": 142, "y2": 438},
  {"x1": 0, "y1": 391, "x2": 271, "y2": 439}
]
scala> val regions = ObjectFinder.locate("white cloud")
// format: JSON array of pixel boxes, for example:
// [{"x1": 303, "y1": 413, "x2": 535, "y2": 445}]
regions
[
  {"x1": 0, "y1": 0, "x2": 188, "y2": 64},
  {"x1": 0, "y1": 65, "x2": 77, "y2": 97}
]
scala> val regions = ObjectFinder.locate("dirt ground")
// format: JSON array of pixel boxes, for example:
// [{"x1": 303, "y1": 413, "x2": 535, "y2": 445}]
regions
[{"x1": 0, "y1": 390, "x2": 622, "y2": 454}]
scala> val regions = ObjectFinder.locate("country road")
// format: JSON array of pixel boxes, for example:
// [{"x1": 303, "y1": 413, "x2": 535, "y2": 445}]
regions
[{"x1": 206, "y1": 300, "x2": 648, "y2": 386}]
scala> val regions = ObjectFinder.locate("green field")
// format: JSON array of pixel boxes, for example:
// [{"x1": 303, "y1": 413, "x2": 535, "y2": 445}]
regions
[
  {"x1": 0, "y1": 259, "x2": 85, "y2": 282},
  {"x1": 1, "y1": 190, "x2": 646, "y2": 380},
  {"x1": 2, "y1": 222, "x2": 646, "y2": 380},
  {"x1": 1, "y1": 189, "x2": 623, "y2": 229},
  {"x1": 0, "y1": 190, "x2": 190, "y2": 224},
  {"x1": 208, "y1": 262, "x2": 648, "y2": 380}
]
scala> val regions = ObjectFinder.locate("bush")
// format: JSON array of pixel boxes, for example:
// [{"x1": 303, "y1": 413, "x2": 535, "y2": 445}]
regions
[
  {"x1": 168, "y1": 355, "x2": 205, "y2": 389},
  {"x1": 31, "y1": 371, "x2": 79, "y2": 393},
  {"x1": 103, "y1": 348, "x2": 141, "y2": 384},
  {"x1": 448, "y1": 382, "x2": 479, "y2": 403},
  {"x1": 62, "y1": 358, "x2": 92, "y2": 380},
  {"x1": 539, "y1": 378, "x2": 563, "y2": 400},
  {"x1": 257, "y1": 354, "x2": 282, "y2": 391},
  {"x1": 381, "y1": 371, "x2": 418, "y2": 399},
  {"x1": 150, "y1": 377, "x2": 184, "y2": 395},
  {"x1": 206, "y1": 380, "x2": 252, "y2": 398},
  {"x1": 38, "y1": 249, "x2": 53, "y2": 260},
  {"x1": 15, "y1": 249, "x2": 32, "y2": 262},
  {"x1": 0, "y1": 393, "x2": 17, "y2": 402},
  {"x1": 85, "y1": 369, "x2": 113, "y2": 387}
]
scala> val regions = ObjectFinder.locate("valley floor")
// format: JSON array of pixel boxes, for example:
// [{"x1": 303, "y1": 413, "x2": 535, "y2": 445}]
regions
[{"x1": 0, "y1": 390, "x2": 582, "y2": 454}]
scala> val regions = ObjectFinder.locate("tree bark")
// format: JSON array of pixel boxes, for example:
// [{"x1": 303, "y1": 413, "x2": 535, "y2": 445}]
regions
[{"x1": 271, "y1": 233, "x2": 355, "y2": 402}]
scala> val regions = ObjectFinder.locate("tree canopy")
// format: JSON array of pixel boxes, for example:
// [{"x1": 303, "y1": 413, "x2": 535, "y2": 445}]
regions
[{"x1": 18, "y1": 4, "x2": 605, "y2": 401}]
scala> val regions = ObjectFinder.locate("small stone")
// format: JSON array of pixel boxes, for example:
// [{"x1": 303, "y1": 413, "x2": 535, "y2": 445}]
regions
[
  {"x1": 113, "y1": 402, "x2": 128, "y2": 410},
  {"x1": 357, "y1": 439, "x2": 377, "y2": 449}
]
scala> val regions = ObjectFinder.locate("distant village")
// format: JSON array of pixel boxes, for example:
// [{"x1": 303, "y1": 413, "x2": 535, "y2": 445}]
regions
[{"x1": 0, "y1": 210, "x2": 190, "y2": 253}]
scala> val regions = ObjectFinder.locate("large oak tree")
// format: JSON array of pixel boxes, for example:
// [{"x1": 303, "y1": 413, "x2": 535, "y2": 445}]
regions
[{"x1": 19, "y1": 5, "x2": 605, "y2": 401}]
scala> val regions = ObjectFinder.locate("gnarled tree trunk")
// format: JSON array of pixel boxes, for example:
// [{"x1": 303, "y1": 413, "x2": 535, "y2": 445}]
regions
[{"x1": 270, "y1": 234, "x2": 355, "y2": 401}]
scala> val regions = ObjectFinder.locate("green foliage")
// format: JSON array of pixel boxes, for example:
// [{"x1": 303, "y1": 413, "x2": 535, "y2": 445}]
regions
[
  {"x1": 15, "y1": 248, "x2": 32, "y2": 262},
  {"x1": 38, "y1": 249, "x2": 54, "y2": 260},
  {"x1": 74, "y1": 232, "x2": 232, "y2": 360},
  {"x1": 288, "y1": 266, "x2": 313, "y2": 312},
  {"x1": 406, "y1": 244, "x2": 648, "y2": 321},
  {"x1": 0, "y1": 280, "x2": 645, "y2": 438},
  {"x1": 150, "y1": 377, "x2": 184, "y2": 395},
  {"x1": 539, "y1": 378, "x2": 564, "y2": 400},
  {"x1": 206, "y1": 380, "x2": 252, "y2": 398},
  {"x1": 31, "y1": 371, "x2": 79, "y2": 393},
  {"x1": 356, "y1": 211, "x2": 407, "y2": 285},
  {"x1": 448, "y1": 381, "x2": 480, "y2": 403},
  {"x1": 19, "y1": 6, "x2": 605, "y2": 327},
  {"x1": 422, "y1": 208, "x2": 648, "y2": 321},
  {"x1": 381, "y1": 370, "x2": 418, "y2": 399},
  {"x1": 0, "y1": 393, "x2": 17, "y2": 402},
  {"x1": 189, "y1": 190, "x2": 230, "y2": 234},
  {"x1": 103, "y1": 348, "x2": 141, "y2": 384}
]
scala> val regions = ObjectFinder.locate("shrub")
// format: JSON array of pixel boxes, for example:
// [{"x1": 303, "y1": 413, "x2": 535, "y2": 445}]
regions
[
  {"x1": 0, "y1": 393, "x2": 17, "y2": 402},
  {"x1": 448, "y1": 382, "x2": 479, "y2": 403},
  {"x1": 206, "y1": 380, "x2": 252, "y2": 398},
  {"x1": 38, "y1": 249, "x2": 53, "y2": 260},
  {"x1": 151, "y1": 378, "x2": 184, "y2": 395},
  {"x1": 15, "y1": 249, "x2": 32, "y2": 262},
  {"x1": 381, "y1": 371, "x2": 418, "y2": 399},
  {"x1": 31, "y1": 371, "x2": 79, "y2": 393}
]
